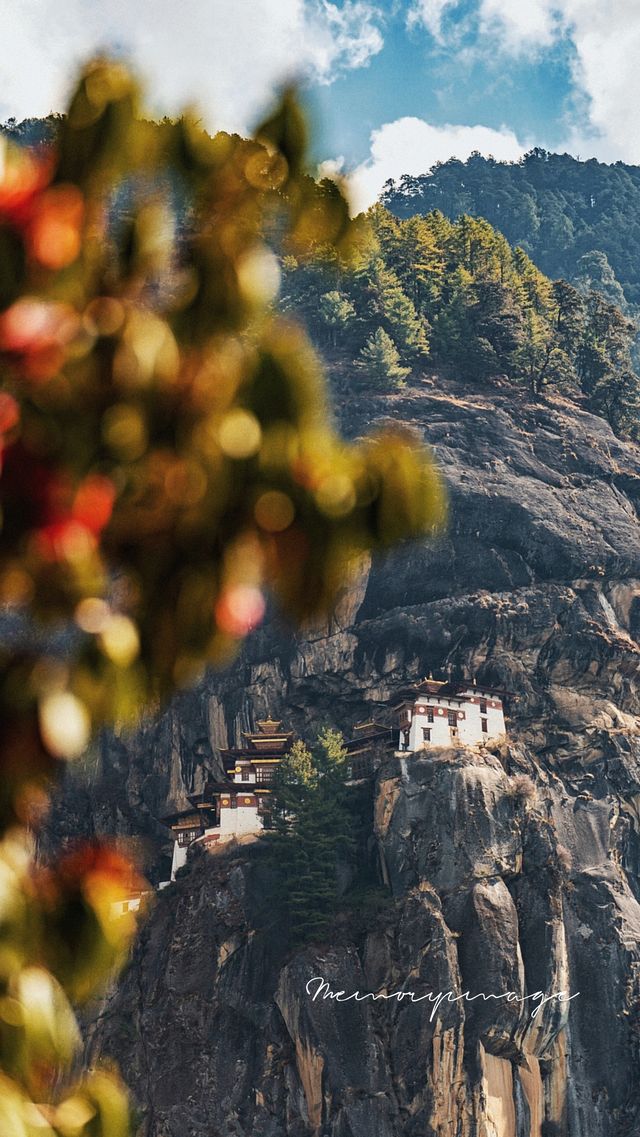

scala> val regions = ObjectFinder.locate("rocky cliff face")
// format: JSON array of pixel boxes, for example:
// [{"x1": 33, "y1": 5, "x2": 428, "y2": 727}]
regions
[{"x1": 62, "y1": 375, "x2": 640, "y2": 1134}]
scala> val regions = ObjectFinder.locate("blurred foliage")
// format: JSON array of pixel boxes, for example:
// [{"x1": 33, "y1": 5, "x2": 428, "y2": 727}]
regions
[
  {"x1": 0, "y1": 58, "x2": 445, "y2": 1136},
  {"x1": 0, "y1": 829, "x2": 139, "y2": 1135},
  {"x1": 0, "y1": 60, "x2": 444, "y2": 772}
]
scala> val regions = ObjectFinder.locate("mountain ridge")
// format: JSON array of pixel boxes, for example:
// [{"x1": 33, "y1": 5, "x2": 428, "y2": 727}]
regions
[{"x1": 381, "y1": 149, "x2": 640, "y2": 310}]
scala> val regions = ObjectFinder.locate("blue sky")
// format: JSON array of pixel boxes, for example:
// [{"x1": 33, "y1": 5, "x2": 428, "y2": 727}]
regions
[
  {"x1": 2, "y1": 1, "x2": 639, "y2": 207},
  {"x1": 309, "y1": 3, "x2": 576, "y2": 166}
]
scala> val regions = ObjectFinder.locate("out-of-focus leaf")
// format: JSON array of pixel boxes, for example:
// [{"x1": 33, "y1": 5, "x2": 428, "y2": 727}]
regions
[
  {"x1": 0, "y1": 227, "x2": 27, "y2": 310},
  {"x1": 55, "y1": 1069, "x2": 130, "y2": 1137},
  {"x1": 0, "y1": 1073, "x2": 55, "y2": 1137},
  {"x1": 0, "y1": 61, "x2": 447, "y2": 1137},
  {"x1": 247, "y1": 321, "x2": 326, "y2": 429},
  {"x1": 55, "y1": 60, "x2": 139, "y2": 191},
  {"x1": 287, "y1": 176, "x2": 352, "y2": 258},
  {"x1": 0, "y1": 674, "x2": 61, "y2": 832},
  {"x1": 0, "y1": 967, "x2": 81, "y2": 1096},
  {"x1": 34, "y1": 842, "x2": 146, "y2": 1003},
  {"x1": 359, "y1": 431, "x2": 447, "y2": 545},
  {"x1": 254, "y1": 87, "x2": 308, "y2": 184}
]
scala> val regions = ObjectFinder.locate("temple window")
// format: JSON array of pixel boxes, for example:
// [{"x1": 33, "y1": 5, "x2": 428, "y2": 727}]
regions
[{"x1": 177, "y1": 827, "x2": 200, "y2": 847}]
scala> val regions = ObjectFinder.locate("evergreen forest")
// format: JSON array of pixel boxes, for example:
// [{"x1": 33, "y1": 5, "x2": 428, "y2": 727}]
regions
[
  {"x1": 381, "y1": 150, "x2": 640, "y2": 309},
  {"x1": 283, "y1": 204, "x2": 640, "y2": 439},
  {"x1": 6, "y1": 115, "x2": 640, "y2": 440}
]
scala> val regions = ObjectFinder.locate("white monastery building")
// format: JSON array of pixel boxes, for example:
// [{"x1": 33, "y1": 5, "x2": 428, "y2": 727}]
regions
[
  {"x1": 391, "y1": 677, "x2": 507, "y2": 752},
  {"x1": 162, "y1": 717, "x2": 293, "y2": 880}
]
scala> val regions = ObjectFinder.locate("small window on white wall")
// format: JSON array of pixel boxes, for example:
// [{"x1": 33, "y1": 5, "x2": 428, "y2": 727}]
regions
[
  {"x1": 481, "y1": 717, "x2": 488, "y2": 733},
  {"x1": 422, "y1": 728, "x2": 431, "y2": 742}
]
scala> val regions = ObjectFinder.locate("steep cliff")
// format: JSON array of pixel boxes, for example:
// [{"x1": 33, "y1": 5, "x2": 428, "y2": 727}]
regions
[{"x1": 62, "y1": 373, "x2": 640, "y2": 1134}]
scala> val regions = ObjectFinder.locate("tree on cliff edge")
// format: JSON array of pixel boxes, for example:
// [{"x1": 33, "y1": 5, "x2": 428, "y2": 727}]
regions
[{"x1": 267, "y1": 729, "x2": 354, "y2": 942}]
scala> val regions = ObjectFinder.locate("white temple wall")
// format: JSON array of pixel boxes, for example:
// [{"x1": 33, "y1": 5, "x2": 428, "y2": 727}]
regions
[
  {"x1": 219, "y1": 802, "x2": 262, "y2": 836},
  {"x1": 486, "y1": 705, "x2": 506, "y2": 737},
  {"x1": 407, "y1": 711, "x2": 451, "y2": 748},
  {"x1": 170, "y1": 841, "x2": 188, "y2": 881},
  {"x1": 234, "y1": 803, "x2": 263, "y2": 835},
  {"x1": 398, "y1": 693, "x2": 506, "y2": 752}
]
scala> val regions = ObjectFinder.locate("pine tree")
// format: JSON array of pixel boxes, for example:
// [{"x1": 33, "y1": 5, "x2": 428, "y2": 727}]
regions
[
  {"x1": 282, "y1": 197, "x2": 640, "y2": 439},
  {"x1": 358, "y1": 326, "x2": 410, "y2": 388},
  {"x1": 589, "y1": 368, "x2": 640, "y2": 438},
  {"x1": 576, "y1": 292, "x2": 640, "y2": 435},
  {"x1": 552, "y1": 280, "x2": 585, "y2": 355},
  {"x1": 374, "y1": 262, "x2": 430, "y2": 359},
  {"x1": 574, "y1": 250, "x2": 628, "y2": 312},
  {"x1": 266, "y1": 729, "x2": 355, "y2": 943},
  {"x1": 577, "y1": 293, "x2": 635, "y2": 394},
  {"x1": 318, "y1": 290, "x2": 356, "y2": 348}
]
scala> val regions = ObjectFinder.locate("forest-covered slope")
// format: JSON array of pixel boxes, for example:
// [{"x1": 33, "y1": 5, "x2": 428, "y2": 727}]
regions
[
  {"x1": 283, "y1": 205, "x2": 640, "y2": 439},
  {"x1": 380, "y1": 150, "x2": 640, "y2": 309},
  {"x1": 4, "y1": 116, "x2": 640, "y2": 438}
]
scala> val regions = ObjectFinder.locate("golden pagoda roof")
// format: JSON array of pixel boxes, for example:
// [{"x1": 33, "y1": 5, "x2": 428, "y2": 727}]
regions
[
  {"x1": 256, "y1": 717, "x2": 282, "y2": 734},
  {"x1": 238, "y1": 716, "x2": 293, "y2": 751},
  {"x1": 220, "y1": 716, "x2": 294, "y2": 766}
]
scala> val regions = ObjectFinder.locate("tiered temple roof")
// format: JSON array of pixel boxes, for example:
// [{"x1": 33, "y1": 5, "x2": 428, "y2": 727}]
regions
[
  {"x1": 219, "y1": 718, "x2": 294, "y2": 768},
  {"x1": 161, "y1": 718, "x2": 294, "y2": 832}
]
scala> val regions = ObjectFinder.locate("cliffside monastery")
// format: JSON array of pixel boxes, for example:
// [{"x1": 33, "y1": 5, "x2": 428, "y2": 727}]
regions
[{"x1": 161, "y1": 676, "x2": 508, "y2": 881}]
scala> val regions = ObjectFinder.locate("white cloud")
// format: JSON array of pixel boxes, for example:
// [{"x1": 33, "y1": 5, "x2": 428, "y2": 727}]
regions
[
  {"x1": 309, "y1": 2, "x2": 384, "y2": 74},
  {"x1": 348, "y1": 115, "x2": 526, "y2": 210},
  {"x1": 406, "y1": 0, "x2": 460, "y2": 40},
  {"x1": 0, "y1": 0, "x2": 384, "y2": 132},
  {"x1": 478, "y1": 0, "x2": 560, "y2": 53},
  {"x1": 411, "y1": 0, "x2": 640, "y2": 164},
  {"x1": 479, "y1": 0, "x2": 640, "y2": 162},
  {"x1": 557, "y1": 1, "x2": 640, "y2": 162}
]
